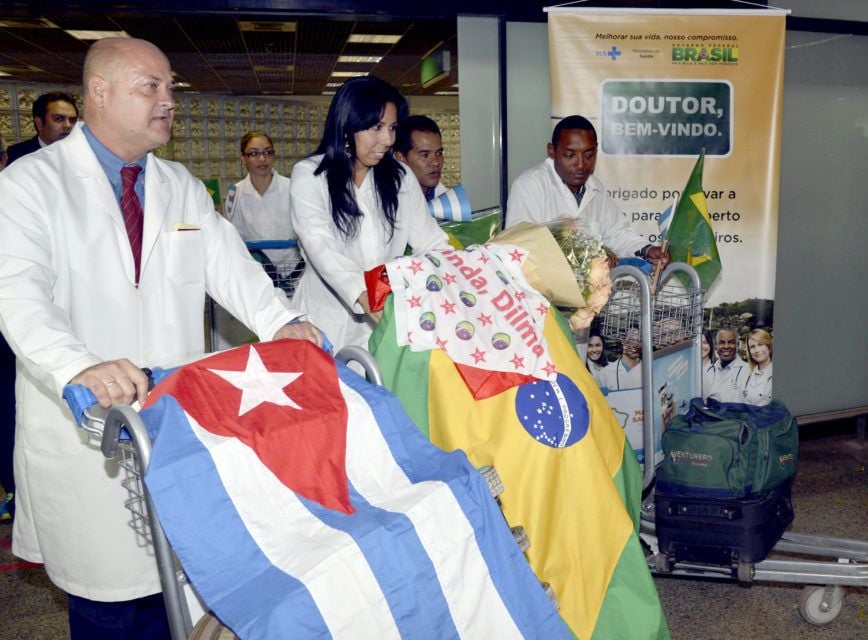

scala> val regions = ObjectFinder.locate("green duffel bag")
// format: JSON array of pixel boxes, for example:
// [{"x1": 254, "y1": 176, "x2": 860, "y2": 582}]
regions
[{"x1": 658, "y1": 398, "x2": 798, "y2": 499}]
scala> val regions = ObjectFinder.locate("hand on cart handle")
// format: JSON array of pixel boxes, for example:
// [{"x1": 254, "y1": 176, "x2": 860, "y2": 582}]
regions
[
  {"x1": 273, "y1": 319, "x2": 326, "y2": 349},
  {"x1": 69, "y1": 358, "x2": 151, "y2": 409}
]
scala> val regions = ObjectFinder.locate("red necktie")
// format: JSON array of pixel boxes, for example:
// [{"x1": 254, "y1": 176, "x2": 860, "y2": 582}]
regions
[{"x1": 120, "y1": 165, "x2": 144, "y2": 283}]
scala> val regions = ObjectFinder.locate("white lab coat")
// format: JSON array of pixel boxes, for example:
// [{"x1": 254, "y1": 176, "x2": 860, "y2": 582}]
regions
[
  {"x1": 704, "y1": 357, "x2": 749, "y2": 404},
  {"x1": 741, "y1": 362, "x2": 773, "y2": 406},
  {"x1": 0, "y1": 124, "x2": 299, "y2": 600},
  {"x1": 227, "y1": 172, "x2": 301, "y2": 275},
  {"x1": 586, "y1": 361, "x2": 609, "y2": 389},
  {"x1": 598, "y1": 357, "x2": 643, "y2": 391},
  {"x1": 289, "y1": 155, "x2": 449, "y2": 351},
  {"x1": 506, "y1": 158, "x2": 647, "y2": 258}
]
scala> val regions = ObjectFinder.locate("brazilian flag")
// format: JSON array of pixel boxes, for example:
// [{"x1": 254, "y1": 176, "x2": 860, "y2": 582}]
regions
[
  {"x1": 370, "y1": 298, "x2": 670, "y2": 640},
  {"x1": 667, "y1": 152, "x2": 722, "y2": 291}
]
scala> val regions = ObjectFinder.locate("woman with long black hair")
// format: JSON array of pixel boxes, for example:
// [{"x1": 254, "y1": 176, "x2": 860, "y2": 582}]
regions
[
  {"x1": 289, "y1": 76, "x2": 448, "y2": 350},
  {"x1": 584, "y1": 329, "x2": 609, "y2": 387}
]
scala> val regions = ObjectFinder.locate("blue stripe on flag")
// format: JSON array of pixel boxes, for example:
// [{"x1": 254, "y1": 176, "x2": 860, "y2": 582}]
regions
[
  {"x1": 144, "y1": 396, "x2": 331, "y2": 639},
  {"x1": 452, "y1": 185, "x2": 473, "y2": 221},
  {"x1": 426, "y1": 198, "x2": 443, "y2": 220},
  {"x1": 300, "y1": 482, "x2": 461, "y2": 640},
  {"x1": 441, "y1": 194, "x2": 455, "y2": 221},
  {"x1": 657, "y1": 203, "x2": 673, "y2": 238},
  {"x1": 335, "y1": 361, "x2": 569, "y2": 639}
]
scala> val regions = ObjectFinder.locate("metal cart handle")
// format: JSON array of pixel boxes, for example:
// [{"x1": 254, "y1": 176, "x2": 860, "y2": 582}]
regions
[
  {"x1": 335, "y1": 345, "x2": 384, "y2": 386},
  {"x1": 608, "y1": 262, "x2": 703, "y2": 490}
]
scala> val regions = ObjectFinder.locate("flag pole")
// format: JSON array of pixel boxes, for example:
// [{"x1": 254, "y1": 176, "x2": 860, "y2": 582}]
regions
[
  {"x1": 650, "y1": 193, "x2": 676, "y2": 294},
  {"x1": 650, "y1": 239, "x2": 668, "y2": 294}
]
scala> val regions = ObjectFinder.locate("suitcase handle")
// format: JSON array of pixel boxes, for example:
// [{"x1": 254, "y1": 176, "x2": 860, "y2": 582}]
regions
[{"x1": 668, "y1": 501, "x2": 743, "y2": 520}]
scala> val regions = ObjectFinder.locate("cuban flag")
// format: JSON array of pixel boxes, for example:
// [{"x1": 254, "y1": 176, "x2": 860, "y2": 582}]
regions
[
  {"x1": 657, "y1": 202, "x2": 674, "y2": 239},
  {"x1": 140, "y1": 340, "x2": 567, "y2": 639},
  {"x1": 428, "y1": 184, "x2": 473, "y2": 222}
]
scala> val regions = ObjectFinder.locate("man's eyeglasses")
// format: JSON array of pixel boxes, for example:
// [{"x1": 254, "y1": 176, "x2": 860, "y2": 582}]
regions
[{"x1": 243, "y1": 149, "x2": 275, "y2": 159}]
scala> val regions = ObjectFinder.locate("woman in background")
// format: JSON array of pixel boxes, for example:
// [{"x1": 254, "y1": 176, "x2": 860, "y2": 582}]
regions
[
  {"x1": 289, "y1": 76, "x2": 448, "y2": 350},
  {"x1": 701, "y1": 330, "x2": 716, "y2": 398},
  {"x1": 226, "y1": 131, "x2": 301, "y2": 284},
  {"x1": 585, "y1": 329, "x2": 609, "y2": 388},
  {"x1": 743, "y1": 328, "x2": 773, "y2": 405}
]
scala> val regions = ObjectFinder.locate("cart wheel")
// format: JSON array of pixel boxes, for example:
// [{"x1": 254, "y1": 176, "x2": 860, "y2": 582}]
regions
[
  {"x1": 478, "y1": 465, "x2": 505, "y2": 498},
  {"x1": 798, "y1": 585, "x2": 844, "y2": 626},
  {"x1": 654, "y1": 553, "x2": 672, "y2": 574},
  {"x1": 736, "y1": 560, "x2": 754, "y2": 583}
]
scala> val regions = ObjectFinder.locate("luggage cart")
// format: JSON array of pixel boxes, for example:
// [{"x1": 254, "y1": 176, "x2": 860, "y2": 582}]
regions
[
  {"x1": 244, "y1": 239, "x2": 305, "y2": 297},
  {"x1": 208, "y1": 239, "x2": 305, "y2": 352},
  {"x1": 599, "y1": 263, "x2": 868, "y2": 625},
  {"x1": 74, "y1": 346, "x2": 383, "y2": 640}
]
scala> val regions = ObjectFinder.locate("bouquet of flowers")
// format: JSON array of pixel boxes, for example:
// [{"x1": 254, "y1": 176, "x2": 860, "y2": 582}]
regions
[
  {"x1": 489, "y1": 220, "x2": 612, "y2": 331},
  {"x1": 547, "y1": 220, "x2": 612, "y2": 331}
]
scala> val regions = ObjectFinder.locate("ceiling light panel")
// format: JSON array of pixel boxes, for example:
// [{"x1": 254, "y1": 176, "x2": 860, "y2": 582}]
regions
[
  {"x1": 347, "y1": 34, "x2": 402, "y2": 45},
  {"x1": 238, "y1": 21, "x2": 296, "y2": 33},
  {"x1": 337, "y1": 55, "x2": 382, "y2": 64},
  {"x1": 65, "y1": 30, "x2": 130, "y2": 40},
  {"x1": 0, "y1": 18, "x2": 57, "y2": 29}
]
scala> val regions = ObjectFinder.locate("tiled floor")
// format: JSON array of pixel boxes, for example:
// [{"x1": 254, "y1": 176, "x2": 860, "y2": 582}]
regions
[{"x1": 2, "y1": 425, "x2": 865, "y2": 640}]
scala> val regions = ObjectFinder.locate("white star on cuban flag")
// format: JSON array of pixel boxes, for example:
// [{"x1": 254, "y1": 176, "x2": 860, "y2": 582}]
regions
[{"x1": 209, "y1": 346, "x2": 302, "y2": 415}]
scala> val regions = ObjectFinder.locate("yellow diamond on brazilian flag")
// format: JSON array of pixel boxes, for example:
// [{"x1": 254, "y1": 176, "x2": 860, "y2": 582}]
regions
[
  {"x1": 370, "y1": 298, "x2": 670, "y2": 640},
  {"x1": 666, "y1": 151, "x2": 722, "y2": 291}
]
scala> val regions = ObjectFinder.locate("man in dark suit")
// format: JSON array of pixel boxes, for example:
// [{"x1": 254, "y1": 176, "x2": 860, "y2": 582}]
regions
[{"x1": 5, "y1": 91, "x2": 78, "y2": 165}]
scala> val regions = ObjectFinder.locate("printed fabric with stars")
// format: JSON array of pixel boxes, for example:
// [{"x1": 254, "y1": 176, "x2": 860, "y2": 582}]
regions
[{"x1": 386, "y1": 243, "x2": 555, "y2": 381}]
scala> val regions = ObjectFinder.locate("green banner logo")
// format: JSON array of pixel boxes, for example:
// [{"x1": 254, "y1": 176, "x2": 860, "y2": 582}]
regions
[
  {"x1": 601, "y1": 80, "x2": 732, "y2": 156},
  {"x1": 672, "y1": 46, "x2": 739, "y2": 64}
]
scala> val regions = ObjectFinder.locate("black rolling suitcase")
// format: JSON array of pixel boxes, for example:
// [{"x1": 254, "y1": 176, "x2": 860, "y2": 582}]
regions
[{"x1": 654, "y1": 479, "x2": 794, "y2": 566}]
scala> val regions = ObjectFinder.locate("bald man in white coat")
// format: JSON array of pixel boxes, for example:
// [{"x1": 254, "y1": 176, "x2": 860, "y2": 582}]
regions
[{"x1": 0, "y1": 38, "x2": 320, "y2": 638}]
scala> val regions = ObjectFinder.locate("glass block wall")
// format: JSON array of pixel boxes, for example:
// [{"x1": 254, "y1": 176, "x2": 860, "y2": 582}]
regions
[{"x1": 0, "y1": 83, "x2": 461, "y2": 203}]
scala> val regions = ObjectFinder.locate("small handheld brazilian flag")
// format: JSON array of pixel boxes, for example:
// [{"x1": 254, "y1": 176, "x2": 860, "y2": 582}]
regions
[{"x1": 665, "y1": 151, "x2": 722, "y2": 291}]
